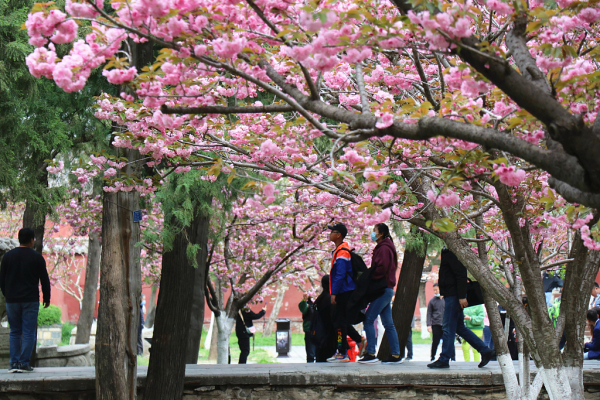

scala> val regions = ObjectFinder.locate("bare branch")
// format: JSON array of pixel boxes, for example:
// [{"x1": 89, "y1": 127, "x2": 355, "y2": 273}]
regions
[{"x1": 540, "y1": 258, "x2": 574, "y2": 271}]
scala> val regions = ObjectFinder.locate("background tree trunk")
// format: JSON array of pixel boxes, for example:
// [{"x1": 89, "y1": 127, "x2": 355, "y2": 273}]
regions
[
  {"x1": 143, "y1": 210, "x2": 206, "y2": 400},
  {"x1": 184, "y1": 214, "x2": 210, "y2": 364},
  {"x1": 145, "y1": 286, "x2": 157, "y2": 328},
  {"x1": 76, "y1": 231, "x2": 101, "y2": 344},
  {"x1": 417, "y1": 281, "x2": 429, "y2": 339},
  {"x1": 23, "y1": 198, "x2": 46, "y2": 254},
  {"x1": 262, "y1": 286, "x2": 287, "y2": 337},
  {"x1": 377, "y1": 245, "x2": 427, "y2": 360}
]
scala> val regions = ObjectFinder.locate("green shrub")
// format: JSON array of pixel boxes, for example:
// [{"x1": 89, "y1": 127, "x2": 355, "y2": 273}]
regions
[
  {"x1": 61, "y1": 322, "x2": 75, "y2": 345},
  {"x1": 38, "y1": 304, "x2": 62, "y2": 326}
]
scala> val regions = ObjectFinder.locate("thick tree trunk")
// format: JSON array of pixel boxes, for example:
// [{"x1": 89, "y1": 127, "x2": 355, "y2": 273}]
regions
[
  {"x1": 262, "y1": 286, "x2": 287, "y2": 337},
  {"x1": 377, "y1": 246, "x2": 426, "y2": 360},
  {"x1": 143, "y1": 211, "x2": 206, "y2": 400},
  {"x1": 23, "y1": 198, "x2": 46, "y2": 254},
  {"x1": 208, "y1": 316, "x2": 219, "y2": 361},
  {"x1": 184, "y1": 214, "x2": 210, "y2": 364},
  {"x1": 76, "y1": 231, "x2": 101, "y2": 344},
  {"x1": 96, "y1": 191, "x2": 141, "y2": 400},
  {"x1": 145, "y1": 286, "x2": 157, "y2": 328},
  {"x1": 216, "y1": 314, "x2": 235, "y2": 364}
]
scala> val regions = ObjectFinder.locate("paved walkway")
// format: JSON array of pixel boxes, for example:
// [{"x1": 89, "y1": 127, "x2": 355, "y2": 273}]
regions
[{"x1": 251, "y1": 343, "x2": 468, "y2": 364}]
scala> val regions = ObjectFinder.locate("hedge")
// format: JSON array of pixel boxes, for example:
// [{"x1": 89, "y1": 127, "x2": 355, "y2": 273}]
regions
[{"x1": 38, "y1": 304, "x2": 62, "y2": 326}]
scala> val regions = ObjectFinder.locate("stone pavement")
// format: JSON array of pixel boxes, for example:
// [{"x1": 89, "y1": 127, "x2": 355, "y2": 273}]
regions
[{"x1": 254, "y1": 343, "x2": 469, "y2": 364}]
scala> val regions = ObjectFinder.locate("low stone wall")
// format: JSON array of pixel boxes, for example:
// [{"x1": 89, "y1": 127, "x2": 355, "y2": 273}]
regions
[
  {"x1": 37, "y1": 324, "x2": 62, "y2": 346},
  {"x1": 1, "y1": 362, "x2": 600, "y2": 399},
  {"x1": 0, "y1": 326, "x2": 9, "y2": 369},
  {"x1": 34, "y1": 344, "x2": 93, "y2": 368}
]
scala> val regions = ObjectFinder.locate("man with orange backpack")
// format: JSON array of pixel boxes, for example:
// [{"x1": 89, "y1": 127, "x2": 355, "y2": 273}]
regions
[{"x1": 326, "y1": 223, "x2": 358, "y2": 363}]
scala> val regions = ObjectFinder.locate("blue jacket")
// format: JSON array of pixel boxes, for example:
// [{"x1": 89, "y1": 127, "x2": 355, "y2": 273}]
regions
[
  {"x1": 330, "y1": 242, "x2": 356, "y2": 295},
  {"x1": 585, "y1": 319, "x2": 600, "y2": 359}
]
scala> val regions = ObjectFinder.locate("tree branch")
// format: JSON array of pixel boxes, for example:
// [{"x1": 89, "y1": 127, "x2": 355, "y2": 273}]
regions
[{"x1": 161, "y1": 104, "x2": 293, "y2": 114}]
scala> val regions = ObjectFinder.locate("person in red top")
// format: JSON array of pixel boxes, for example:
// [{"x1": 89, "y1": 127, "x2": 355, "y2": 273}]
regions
[{"x1": 358, "y1": 223, "x2": 402, "y2": 364}]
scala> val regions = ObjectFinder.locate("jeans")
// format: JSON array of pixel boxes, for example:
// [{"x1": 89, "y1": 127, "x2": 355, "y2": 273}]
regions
[
  {"x1": 304, "y1": 334, "x2": 316, "y2": 362},
  {"x1": 431, "y1": 325, "x2": 443, "y2": 360},
  {"x1": 6, "y1": 302, "x2": 39, "y2": 366},
  {"x1": 364, "y1": 288, "x2": 400, "y2": 356},
  {"x1": 405, "y1": 328, "x2": 413, "y2": 359},
  {"x1": 439, "y1": 296, "x2": 490, "y2": 363},
  {"x1": 483, "y1": 325, "x2": 494, "y2": 350}
]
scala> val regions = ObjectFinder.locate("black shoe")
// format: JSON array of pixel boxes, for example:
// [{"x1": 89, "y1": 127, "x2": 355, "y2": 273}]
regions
[
  {"x1": 427, "y1": 360, "x2": 450, "y2": 369},
  {"x1": 8, "y1": 363, "x2": 19, "y2": 373},
  {"x1": 382, "y1": 355, "x2": 404, "y2": 364},
  {"x1": 357, "y1": 354, "x2": 380, "y2": 364},
  {"x1": 18, "y1": 364, "x2": 34, "y2": 373},
  {"x1": 405, "y1": 357, "x2": 412, "y2": 361},
  {"x1": 479, "y1": 350, "x2": 495, "y2": 368}
]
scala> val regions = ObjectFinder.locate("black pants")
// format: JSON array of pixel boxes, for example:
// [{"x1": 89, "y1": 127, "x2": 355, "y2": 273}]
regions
[
  {"x1": 238, "y1": 335, "x2": 250, "y2": 364},
  {"x1": 332, "y1": 291, "x2": 353, "y2": 353},
  {"x1": 305, "y1": 334, "x2": 316, "y2": 362},
  {"x1": 431, "y1": 325, "x2": 443, "y2": 360}
]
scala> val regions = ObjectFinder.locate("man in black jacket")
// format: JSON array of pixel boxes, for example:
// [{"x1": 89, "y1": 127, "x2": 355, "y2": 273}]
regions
[
  {"x1": 428, "y1": 248, "x2": 494, "y2": 369},
  {"x1": 0, "y1": 228, "x2": 51, "y2": 373},
  {"x1": 235, "y1": 305, "x2": 266, "y2": 364}
]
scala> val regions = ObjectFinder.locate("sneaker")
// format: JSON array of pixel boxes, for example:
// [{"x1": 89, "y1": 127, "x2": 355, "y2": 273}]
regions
[
  {"x1": 18, "y1": 364, "x2": 34, "y2": 373},
  {"x1": 358, "y1": 338, "x2": 367, "y2": 357},
  {"x1": 358, "y1": 354, "x2": 380, "y2": 364},
  {"x1": 382, "y1": 355, "x2": 404, "y2": 364},
  {"x1": 478, "y1": 349, "x2": 495, "y2": 368},
  {"x1": 427, "y1": 360, "x2": 450, "y2": 369},
  {"x1": 327, "y1": 351, "x2": 350, "y2": 363},
  {"x1": 404, "y1": 357, "x2": 412, "y2": 361},
  {"x1": 8, "y1": 363, "x2": 19, "y2": 373}
]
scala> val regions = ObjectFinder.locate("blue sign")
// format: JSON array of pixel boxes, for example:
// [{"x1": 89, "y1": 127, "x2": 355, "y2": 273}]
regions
[{"x1": 133, "y1": 210, "x2": 142, "y2": 222}]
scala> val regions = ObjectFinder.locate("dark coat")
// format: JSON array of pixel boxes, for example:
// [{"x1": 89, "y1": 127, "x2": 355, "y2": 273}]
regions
[
  {"x1": 585, "y1": 319, "x2": 600, "y2": 359},
  {"x1": 371, "y1": 237, "x2": 398, "y2": 288},
  {"x1": 347, "y1": 266, "x2": 387, "y2": 324},
  {"x1": 235, "y1": 309, "x2": 265, "y2": 339},
  {"x1": 315, "y1": 278, "x2": 337, "y2": 361},
  {"x1": 438, "y1": 249, "x2": 468, "y2": 299}
]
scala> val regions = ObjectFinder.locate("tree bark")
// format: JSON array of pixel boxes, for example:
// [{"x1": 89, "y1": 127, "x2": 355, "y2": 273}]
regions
[
  {"x1": 216, "y1": 314, "x2": 235, "y2": 364},
  {"x1": 145, "y1": 286, "x2": 158, "y2": 328},
  {"x1": 23, "y1": 198, "x2": 46, "y2": 254},
  {"x1": 184, "y1": 214, "x2": 210, "y2": 364},
  {"x1": 377, "y1": 245, "x2": 427, "y2": 359},
  {"x1": 262, "y1": 286, "x2": 287, "y2": 337},
  {"x1": 143, "y1": 211, "x2": 206, "y2": 400},
  {"x1": 76, "y1": 231, "x2": 101, "y2": 344},
  {"x1": 96, "y1": 191, "x2": 139, "y2": 400}
]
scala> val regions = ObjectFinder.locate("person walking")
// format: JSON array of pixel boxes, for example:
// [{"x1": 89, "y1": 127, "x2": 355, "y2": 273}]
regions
[
  {"x1": 0, "y1": 228, "x2": 51, "y2": 373},
  {"x1": 584, "y1": 309, "x2": 600, "y2": 360},
  {"x1": 427, "y1": 283, "x2": 445, "y2": 361},
  {"x1": 326, "y1": 223, "x2": 357, "y2": 363},
  {"x1": 299, "y1": 293, "x2": 316, "y2": 362},
  {"x1": 428, "y1": 248, "x2": 494, "y2": 369},
  {"x1": 462, "y1": 304, "x2": 485, "y2": 362},
  {"x1": 314, "y1": 275, "x2": 337, "y2": 362},
  {"x1": 358, "y1": 223, "x2": 402, "y2": 364},
  {"x1": 235, "y1": 305, "x2": 266, "y2": 364}
]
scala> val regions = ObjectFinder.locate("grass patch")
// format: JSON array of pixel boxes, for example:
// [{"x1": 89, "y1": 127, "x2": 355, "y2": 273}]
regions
[
  {"x1": 411, "y1": 330, "x2": 433, "y2": 345},
  {"x1": 137, "y1": 355, "x2": 149, "y2": 366},
  {"x1": 61, "y1": 322, "x2": 75, "y2": 346}
]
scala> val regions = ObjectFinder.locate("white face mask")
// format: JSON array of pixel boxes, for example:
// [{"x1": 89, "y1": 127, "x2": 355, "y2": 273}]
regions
[{"x1": 434, "y1": 293, "x2": 440, "y2": 297}]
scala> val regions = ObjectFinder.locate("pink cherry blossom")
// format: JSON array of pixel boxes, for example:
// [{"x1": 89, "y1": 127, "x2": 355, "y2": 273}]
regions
[
  {"x1": 494, "y1": 164, "x2": 526, "y2": 186},
  {"x1": 375, "y1": 113, "x2": 394, "y2": 129}
]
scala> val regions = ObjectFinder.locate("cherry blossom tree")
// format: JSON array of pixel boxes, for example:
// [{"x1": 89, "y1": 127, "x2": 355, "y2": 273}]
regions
[{"x1": 25, "y1": 0, "x2": 600, "y2": 398}]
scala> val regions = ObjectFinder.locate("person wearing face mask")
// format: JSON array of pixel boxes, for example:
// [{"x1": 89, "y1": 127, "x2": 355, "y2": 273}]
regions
[
  {"x1": 357, "y1": 223, "x2": 402, "y2": 364},
  {"x1": 427, "y1": 283, "x2": 445, "y2": 361}
]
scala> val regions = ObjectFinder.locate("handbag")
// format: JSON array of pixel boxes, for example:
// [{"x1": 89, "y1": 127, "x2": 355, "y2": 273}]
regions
[
  {"x1": 466, "y1": 279, "x2": 484, "y2": 306},
  {"x1": 238, "y1": 310, "x2": 256, "y2": 335}
]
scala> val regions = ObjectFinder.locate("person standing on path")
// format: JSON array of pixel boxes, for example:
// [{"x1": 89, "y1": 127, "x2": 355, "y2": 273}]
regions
[
  {"x1": 235, "y1": 305, "x2": 266, "y2": 364},
  {"x1": 299, "y1": 293, "x2": 316, "y2": 362},
  {"x1": 0, "y1": 228, "x2": 51, "y2": 373},
  {"x1": 358, "y1": 223, "x2": 402, "y2": 365},
  {"x1": 428, "y1": 248, "x2": 494, "y2": 369},
  {"x1": 427, "y1": 283, "x2": 445, "y2": 361},
  {"x1": 326, "y1": 223, "x2": 356, "y2": 363},
  {"x1": 462, "y1": 304, "x2": 485, "y2": 362}
]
